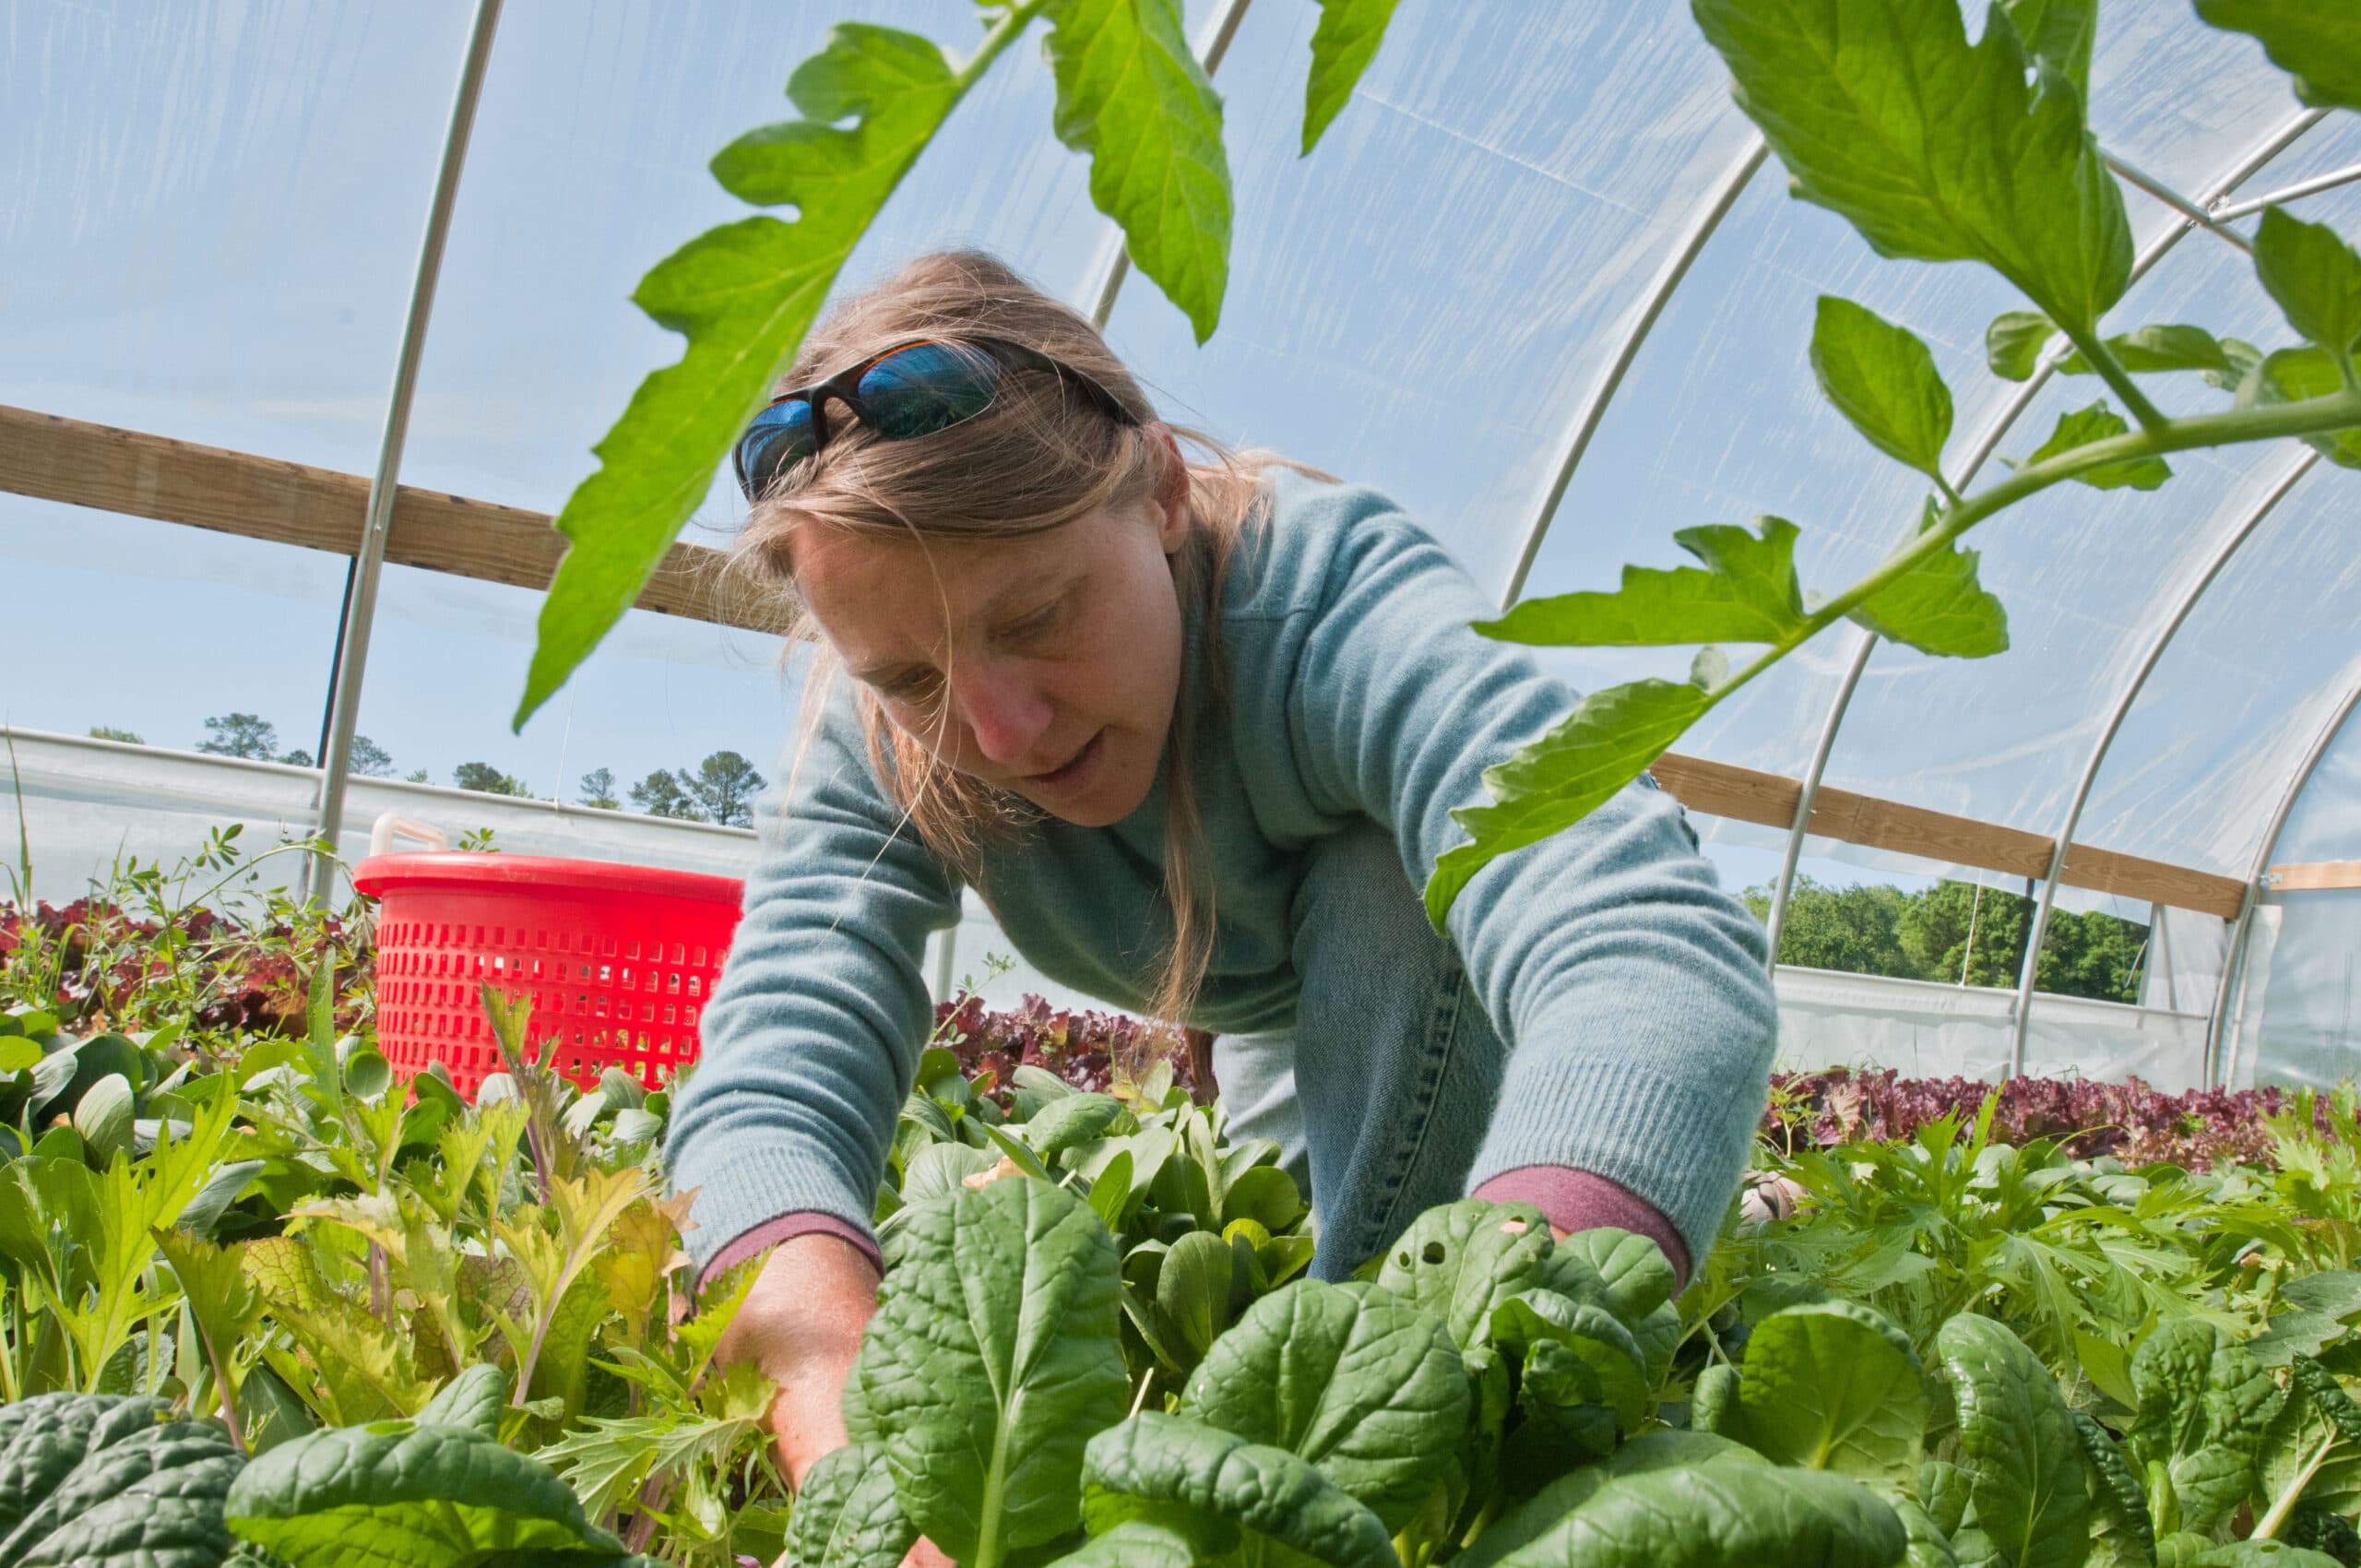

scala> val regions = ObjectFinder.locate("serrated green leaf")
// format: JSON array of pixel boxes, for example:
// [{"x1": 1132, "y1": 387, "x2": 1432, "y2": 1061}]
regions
[
  {"x1": 2028, "y1": 402, "x2": 2173, "y2": 490},
  {"x1": 1182, "y1": 1279, "x2": 1468, "y2": 1531},
  {"x1": 1044, "y1": 0, "x2": 1231, "y2": 341},
  {"x1": 1691, "y1": 0, "x2": 2131, "y2": 331},
  {"x1": 1424, "y1": 679, "x2": 1707, "y2": 928},
  {"x1": 1846, "y1": 503, "x2": 2010, "y2": 658},
  {"x1": 2236, "y1": 346, "x2": 2361, "y2": 468},
  {"x1": 2194, "y1": 0, "x2": 2361, "y2": 113},
  {"x1": 2256, "y1": 208, "x2": 2361, "y2": 358},
  {"x1": 2059, "y1": 325, "x2": 2232, "y2": 376},
  {"x1": 1478, "y1": 517, "x2": 1809, "y2": 647},
  {"x1": 2001, "y1": 0, "x2": 2097, "y2": 93},
  {"x1": 1303, "y1": 0, "x2": 1402, "y2": 153},
  {"x1": 1988, "y1": 310, "x2": 2059, "y2": 380},
  {"x1": 515, "y1": 23, "x2": 960, "y2": 728},
  {"x1": 1812, "y1": 296, "x2": 1954, "y2": 478}
]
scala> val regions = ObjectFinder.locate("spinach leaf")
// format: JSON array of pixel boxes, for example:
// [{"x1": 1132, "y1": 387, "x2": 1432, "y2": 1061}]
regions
[
  {"x1": 785, "y1": 1442, "x2": 917, "y2": 1568},
  {"x1": 0, "y1": 1394, "x2": 243, "y2": 1568},
  {"x1": 1375, "y1": 1200, "x2": 1556, "y2": 1348},
  {"x1": 2070, "y1": 1408, "x2": 2157, "y2": 1568},
  {"x1": 1715, "y1": 1301, "x2": 1928, "y2": 1492},
  {"x1": 2127, "y1": 1319, "x2": 2280, "y2": 1538},
  {"x1": 223, "y1": 1420, "x2": 623, "y2": 1567},
  {"x1": 1459, "y1": 1431, "x2": 1766, "y2": 1568},
  {"x1": 1489, "y1": 1463, "x2": 1907, "y2": 1568},
  {"x1": 1491, "y1": 1290, "x2": 1650, "y2": 1434},
  {"x1": 1180, "y1": 1277, "x2": 1468, "y2": 1530},
  {"x1": 1935, "y1": 1313, "x2": 2091, "y2": 1568},
  {"x1": 850, "y1": 1174, "x2": 1129, "y2": 1568},
  {"x1": 1082, "y1": 1412, "x2": 1398, "y2": 1568}
]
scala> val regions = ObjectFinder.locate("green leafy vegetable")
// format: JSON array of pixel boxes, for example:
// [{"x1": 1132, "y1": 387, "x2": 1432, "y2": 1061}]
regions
[
  {"x1": 2255, "y1": 208, "x2": 2361, "y2": 360},
  {"x1": 851, "y1": 1174, "x2": 1130, "y2": 1568},
  {"x1": 1485, "y1": 1463, "x2": 1906, "y2": 1568},
  {"x1": 1043, "y1": 0, "x2": 1232, "y2": 342},
  {"x1": 0, "y1": 1394, "x2": 243, "y2": 1568},
  {"x1": 1303, "y1": 0, "x2": 1403, "y2": 153},
  {"x1": 1936, "y1": 1313, "x2": 2093, "y2": 1568},
  {"x1": 2127, "y1": 1318, "x2": 2280, "y2": 1539},
  {"x1": 515, "y1": 21, "x2": 965, "y2": 728},
  {"x1": 784, "y1": 1441, "x2": 918, "y2": 1568},
  {"x1": 1713, "y1": 1301, "x2": 1928, "y2": 1491},
  {"x1": 1811, "y1": 297, "x2": 1955, "y2": 480},
  {"x1": 2027, "y1": 404, "x2": 2174, "y2": 490},
  {"x1": 1690, "y1": 0, "x2": 2131, "y2": 332},
  {"x1": 2071, "y1": 1408, "x2": 2157, "y2": 1568},
  {"x1": 1081, "y1": 1412, "x2": 1399, "y2": 1568},
  {"x1": 2193, "y1": 1, "x2": 2361, "y2": 113},
  {"x1": 1476, "y1": 519, "x2": 1809, "y2": 647}
]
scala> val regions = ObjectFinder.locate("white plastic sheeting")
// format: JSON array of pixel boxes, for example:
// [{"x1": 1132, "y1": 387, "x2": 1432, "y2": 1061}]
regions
[{"x1": 3, "y1": 1, "x2": 2357, "y2": 1080}]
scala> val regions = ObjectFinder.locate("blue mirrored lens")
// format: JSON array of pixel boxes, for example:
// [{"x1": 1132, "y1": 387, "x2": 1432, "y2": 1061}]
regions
[
  {"x1": 739, "y1": 398, "x2": 815, "y2": 495},
  {"x1": 859, "y1": 343, "x2": 1000, "y2": 439}
]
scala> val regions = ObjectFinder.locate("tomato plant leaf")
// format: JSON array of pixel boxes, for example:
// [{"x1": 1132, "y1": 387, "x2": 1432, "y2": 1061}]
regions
[
  {"x1": 1714, "y1": 1301, "x2": 1927, "y2": 1492},
  {"x1": 1424, "y1": 680, "x2": 1709, "y2": 930},
  {"x1": 515, "y1": 23, "x2": 961, "y2": 729},
  {"x1": 1303, "y1": 0, "x2": 1403, "y2": 154},
  {"x1": 1936, "y1": 1313, "x2": 2092, "y2": 1568},
  {"x1": 2255, "y1": 208, "x2": 2361, "y2": 358},
  {"x1": 1477, "y1": 518, "x2": 1809, "y2": 647},
  {"x1": 2193, "y1": 0, "x2": 2361, "y2": 113},
  {"x1": 1180, "y1": 1279, "x2": 1468, "y2": 1531},
  {"x1": 1811, "y1": 296, "x2": 1955, "y2": 479},
  {"x1": 1845, "y1": 504, "x2": 2010, "y2": 658},
  {"x1": 2058, "y1": 324, "x2": 2233, "y2": 376},
  {"x1": 2126, "y1": 1318, "x2": 2281, "y2": 1538},
  {"x1": 1044, "y1": 0, "x2": 1232, "y2": 342},
  {"x1": 1081, "y1": 1412, "x2": 1399, "y2": 1568},
  {"x1": 1988, "y1": 310, "x2": 2059, "y2": 381},
  {"x1": 224, "y1": 1420, "x2": 623, "y2": 1566},
  {"x1": 2000, "y1": 0, "x2": 2097, "y2": 94},
  {"x1": 784, "y1": 1442, "x2": 917, "y2": 1568},
  {"x1": 850, "y1": 1175, "x2": 1129, "y2": 1565},
  {"x1": 1690, "y1": 0, "x2": 2131, "y2": 332},
  {"x1": 2027, "y1": 402, "x2": 2174, "y2": 490},
  {"x1": 2236, "y1": 347, "x2": 2361, "y2": 469}
]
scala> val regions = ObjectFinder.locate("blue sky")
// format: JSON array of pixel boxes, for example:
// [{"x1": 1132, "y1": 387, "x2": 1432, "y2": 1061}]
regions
[{"x1": 5, "y1": 0, "x2": 2356, "y2": 921}]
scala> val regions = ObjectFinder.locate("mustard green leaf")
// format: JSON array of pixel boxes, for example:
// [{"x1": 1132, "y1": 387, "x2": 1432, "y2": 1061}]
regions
[
  {"x1": 1476, "y1": 518, "x2": 1808, "y2": 647},
  {"x1": 2127, "y1": 1318, "x2": 2281, "y2": 1539},
  {"x1": 783, "y1": 1441, "x2": 916, "y2": 1568},
  {"x1": 1937, "y1": 1313, "x2": 2091, "y2": 1568},
  {"x1": 2236, "y1": 346, "x2": 2361, "y2": 468},
  {"x1": 1487, "y1": 1463, "x2": 1906, "y2": 1568},
  {"x1": 1044, "y1": 0, "x2": 1232, "y2": 341},
  {"x1": 2059, "y1": 324, "x2": 2234, "y2": 376},
  {"x1": 1845, "y1": 505, "x2": 2009, "y2": 658},
  {"x1": 2027, "y1": 402, "x2": 2174, "y2": 490},
  {"x1": 1303, "y1": 0, "x2": 1403, "y2": 154},
  {"x1": 1988, "y1": 310, "x2": 2059, "y2": 381},
  {"x1": 515, "y1": 24, "x2": 960, "y2": 729},
  {"x1": 1690, "y1": 0, "x2": 2131, "y2": 332},
  {"x1": 2001, "y1": 0, "x2": 2097, "y2": 94},
  {"x1": 2193, "y1": 0, "x2": 2361, "y2": 113},
  {"x1": 1082, "y1": 1413, "x2": 1398, "y2": 1568},
  {"x1": 1812, "y1": 297, "x2": 1955, "y2": 478},
  {"x1": 1423, "y1": 680, "x2": 1708, "y2": 929},
  {"x1": 2256, "y1": 208, "x2": 2361, "y2": 357},
  {"x1": 1716, "y1": 1301, "x2": 1927, "y2": 1491}
]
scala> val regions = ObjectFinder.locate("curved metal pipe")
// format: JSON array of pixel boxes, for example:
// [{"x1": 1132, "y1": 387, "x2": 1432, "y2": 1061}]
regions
[
  {"x1": 2005, "y1": 451, "x2": 2317, "y2": 1073},
  {"x1": 1085, "y1": 0, "x2": 1254, "y2": 330},
  {"x1": 310, "y1": 0, "x2": 504, "y2": 899},
  {"x1": 1497, "y1": 137, "x2": 1768, "y2": 609},
  {"x1": 2214, "y1": 160, "x2": 2361, "y2": 221},
  {"x1": 1760, "y1": 108, "x2": 2327, "y2": 963},
  {"x1": 2211, "y1": 675, "x2": 2361, "y2": 1087}
]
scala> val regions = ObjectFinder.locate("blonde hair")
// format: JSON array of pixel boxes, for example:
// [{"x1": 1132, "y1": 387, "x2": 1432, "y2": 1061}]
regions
[{"x1": 738, "y1": 250, "x2": 1310, "y2": 1027}]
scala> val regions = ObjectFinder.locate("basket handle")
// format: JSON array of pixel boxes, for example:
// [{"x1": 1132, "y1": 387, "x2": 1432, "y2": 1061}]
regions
[{"x1": 370, "y1": 813, "x2": 451, "y2": 858}]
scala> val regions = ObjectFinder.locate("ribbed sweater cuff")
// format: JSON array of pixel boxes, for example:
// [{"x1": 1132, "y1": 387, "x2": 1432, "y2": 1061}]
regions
[
  {"x1": 696, "y1": 1212, "x2": 884, "y2": 1294},
  {"x1": 670, "y1": 1137, "x2": 878, "y2": 1281},
  {"x1": 1472, "y1": 1166, "x2": 1691, "y2": 1290}
]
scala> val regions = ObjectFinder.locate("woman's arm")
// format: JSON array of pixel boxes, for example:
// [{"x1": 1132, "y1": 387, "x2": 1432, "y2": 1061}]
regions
[{"x1": 1273, "y1": 486, "x2": 1779, "y2": 1271}]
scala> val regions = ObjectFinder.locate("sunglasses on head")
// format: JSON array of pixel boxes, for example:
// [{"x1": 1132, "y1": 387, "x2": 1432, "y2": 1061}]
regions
[{"x1": 731, "y1": 335, "x2": 1141, "y2": 503}]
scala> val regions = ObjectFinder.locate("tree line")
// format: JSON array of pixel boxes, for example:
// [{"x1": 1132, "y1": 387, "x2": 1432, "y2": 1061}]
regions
[{"x1": 1740, "y1": 875, "x2": 2150, "y2": 1005}]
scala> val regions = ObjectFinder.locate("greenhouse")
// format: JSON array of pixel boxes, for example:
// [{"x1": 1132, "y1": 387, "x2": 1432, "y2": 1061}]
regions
[{"x1": 7, "y1": 3, "x2": 2361, "y2": 1566}]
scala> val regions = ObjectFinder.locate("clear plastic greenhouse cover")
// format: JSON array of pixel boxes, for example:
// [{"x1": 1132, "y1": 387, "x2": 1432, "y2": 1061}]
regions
[{"x1": 2, "y1": 0, "x2": 2355, "y2": 1089}]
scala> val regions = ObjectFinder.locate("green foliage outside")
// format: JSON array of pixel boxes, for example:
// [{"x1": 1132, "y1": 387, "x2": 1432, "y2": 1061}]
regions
[{"x1": 1741, "y1": 876, "x2": 2150, "y2": 1003}]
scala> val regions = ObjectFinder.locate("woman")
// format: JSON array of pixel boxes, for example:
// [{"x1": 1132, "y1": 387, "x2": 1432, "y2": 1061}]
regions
[{"x1": 667, "y1": 251, "x2": 1777, "y2": 1488}]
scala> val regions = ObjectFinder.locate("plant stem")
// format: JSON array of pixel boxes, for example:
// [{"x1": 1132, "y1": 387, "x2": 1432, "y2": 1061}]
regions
[
  {"x1": 2054, "y1": 320, "x2": 2169, "y2": 433},
  {"x1": 955, "y1": 0, "x2": 1050, "y2": 89},
  {"x1": 1709, "y1": 388, "x2": 2361, "y2": 712},
  {"x1": 2252, "y1": 1427, "x2": 2337, "y2": 1539}
]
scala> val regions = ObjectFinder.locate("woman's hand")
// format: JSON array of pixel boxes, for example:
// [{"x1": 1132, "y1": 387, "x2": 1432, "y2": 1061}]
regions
[{"x1": 716, "y1": 1230, "x2": 882, "y2": 1487}]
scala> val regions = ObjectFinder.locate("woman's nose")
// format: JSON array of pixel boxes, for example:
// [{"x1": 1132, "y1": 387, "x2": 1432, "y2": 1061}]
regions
[{"x1": 954, "y1": 665, "x2": 1054, "y2": 766}]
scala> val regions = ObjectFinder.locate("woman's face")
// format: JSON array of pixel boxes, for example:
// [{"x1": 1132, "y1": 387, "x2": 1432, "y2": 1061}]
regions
[{"x1": 791, "y1": 481, "x2": 1190, "y2": 828}]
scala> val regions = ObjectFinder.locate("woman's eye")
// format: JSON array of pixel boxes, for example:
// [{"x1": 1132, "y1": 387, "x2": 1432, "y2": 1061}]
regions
[{"x1": 881, "y1": 670, "x2": 940, "y2": 700}]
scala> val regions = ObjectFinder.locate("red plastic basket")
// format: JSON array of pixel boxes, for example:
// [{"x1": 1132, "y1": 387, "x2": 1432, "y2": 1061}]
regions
[{"x1": 353, "y1": 852, "x2": 746, "y2": 1098}]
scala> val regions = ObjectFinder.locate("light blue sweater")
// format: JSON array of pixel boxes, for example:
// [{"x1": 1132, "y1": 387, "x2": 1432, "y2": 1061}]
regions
[{"x1": 667, "y1": 468, "x2": 1778, "y2": 1272}]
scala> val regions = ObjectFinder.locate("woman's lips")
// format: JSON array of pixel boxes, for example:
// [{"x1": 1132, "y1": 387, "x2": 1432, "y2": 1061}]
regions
[{"x1": 1022, "y1": 730, "x2": 1106, "y2": 796}]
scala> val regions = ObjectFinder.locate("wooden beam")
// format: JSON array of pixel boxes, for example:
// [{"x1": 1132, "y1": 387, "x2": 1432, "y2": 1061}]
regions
[
  {"x1": 0, "y1": 403, "x2": 794, "y2": 636},
  {"x1": 2271, "y1": 860, "x2": 2361, "y2": 892},
  {"x1": 0, "y1": 401, "x2": 2250, "y2": 920},
  {"x1": 1650, "y1": 751, "x2": 2247, "y2": 920}
]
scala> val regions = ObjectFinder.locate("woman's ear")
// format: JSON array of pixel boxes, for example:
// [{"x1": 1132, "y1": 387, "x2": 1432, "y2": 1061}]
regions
[{"x1": 1148, "y1": 422, "x2": 1190, "y2": 552}]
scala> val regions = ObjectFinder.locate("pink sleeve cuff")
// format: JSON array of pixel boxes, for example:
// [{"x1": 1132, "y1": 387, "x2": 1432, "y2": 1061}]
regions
[
  {"x1": 1472, "y1": 1166, "x2": 1691, "y2": 1291},
  {"x1": 697, "y1": 1211, "x2": 884, "y2": 1294}
]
